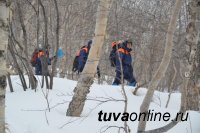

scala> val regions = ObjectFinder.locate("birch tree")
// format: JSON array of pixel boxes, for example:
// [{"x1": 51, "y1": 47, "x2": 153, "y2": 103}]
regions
[
  {"x1": 66, "y1": 0, "x2": 113, "y2": 117},
  {"x1": 0, "y1": 0, "x2": 9, "y2": 132},
  {"x1": 137, "y1": 0, "x2": 182, "y2": 132}
]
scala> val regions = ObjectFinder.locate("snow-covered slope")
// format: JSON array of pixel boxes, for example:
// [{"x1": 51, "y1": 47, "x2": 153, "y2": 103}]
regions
[{"x1": 6, "y1": 76, "x2": 200, "y2": 133}]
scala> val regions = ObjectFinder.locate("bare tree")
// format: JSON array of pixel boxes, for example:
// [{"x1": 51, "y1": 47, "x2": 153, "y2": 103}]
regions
[
  {"x1": 66, "y1": 0, "x2": 113, "y2": 117},
  {"x1": 8, "y1": 38, "x2": 27, "y2": 91},
  {"x1": 139, "y1": 79, "x2": 187, "y2": 133},
  {"x1": 15, "y1": 0, "x2": 37, "y2": 90},
  {"x1": 137, "y1": 0, "x2": 182, "y2": 132}
]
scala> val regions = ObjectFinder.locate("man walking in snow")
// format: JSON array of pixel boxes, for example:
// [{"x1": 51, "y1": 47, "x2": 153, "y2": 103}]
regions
[
  {"x1": 112, "y1": 39, "x2": 137, "y2": 86},
  {"x1": 77, "y1": 40, "x2": 92, "y2": 73},
  {"x1": 72, "y1": 40, "x2": 101, "y2": 78}
]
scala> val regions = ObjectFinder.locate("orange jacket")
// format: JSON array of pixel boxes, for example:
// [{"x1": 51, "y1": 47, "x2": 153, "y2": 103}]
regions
[
  {"x1": 117, "y1": 48, "x2": 130, "y2": 55},
  {"x1": 76, "y1": 47, "x2": 88, "y2": 56}
]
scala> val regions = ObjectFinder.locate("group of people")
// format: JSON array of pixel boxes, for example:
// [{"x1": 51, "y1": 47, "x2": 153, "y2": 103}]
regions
[
  {"x1": 31, "y1": 45, "x2": 54, "y2": 75},
  {"x1": 31, "y1": 44, "x2": 65, "y2": 75},
  {"x1": 31, "y1": 39, "x2": 137, "y2": 87}
]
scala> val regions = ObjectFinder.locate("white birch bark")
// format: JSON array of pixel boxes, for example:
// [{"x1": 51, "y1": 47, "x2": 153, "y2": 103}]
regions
[{"x1": 0, "y1": 0, "x2": 9, "y2": 132}]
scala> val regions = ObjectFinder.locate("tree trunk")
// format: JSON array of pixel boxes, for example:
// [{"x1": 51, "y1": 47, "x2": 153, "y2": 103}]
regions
[
  {"x1": 185, "y1": 0, "x2": 200, "y2": 111},
  {"x1": 16, "y1": 1, "x2": 37, "y2": 90},
  {"x1": 38, "y1": 0, "x2": 50, "y2": 89},
  {"x1": 66, "y1": 0, "x2": 113, "y2": 117},
  {"x1": 166, "y1": 60, "x2": 177, "y2": 108},
  {"x1": 137, "y1": 0, "x2": 182, "y2": 132},
  {"x1": 8, "y1": 41, "x2": 27, "y2": 91},
  {"x1": 38, "y1": 0, "x2": 48, "y2": 48},
  {"x1": 50, "y1": 0, "x2": 59, "y2": 89},
  {"x1": 7, "y1": 73, "x2": 13, "y2": 92},
  {"x1": 0, "y1": 1, "x2": 9, "y2": 132}
]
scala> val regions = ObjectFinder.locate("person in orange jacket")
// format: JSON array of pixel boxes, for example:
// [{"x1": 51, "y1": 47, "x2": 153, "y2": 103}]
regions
[{"x1": 112, "y1": 40, "x2": 137, "y2": 86}]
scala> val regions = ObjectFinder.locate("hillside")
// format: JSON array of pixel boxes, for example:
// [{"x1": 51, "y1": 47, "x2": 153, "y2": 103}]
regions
[{"x1": 5, "y1": 76, "x2": 200, "y2": 133}]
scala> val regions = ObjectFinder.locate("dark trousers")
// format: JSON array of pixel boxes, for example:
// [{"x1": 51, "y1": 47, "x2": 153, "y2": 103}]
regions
[{"x1": 113, "y1": 65, "x2": 136, "y2": 85}]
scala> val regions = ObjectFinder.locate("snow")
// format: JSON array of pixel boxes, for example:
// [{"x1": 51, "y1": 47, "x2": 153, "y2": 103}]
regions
[{"x1": 6, "y1": 76, "x2": 200, "y2": 133}]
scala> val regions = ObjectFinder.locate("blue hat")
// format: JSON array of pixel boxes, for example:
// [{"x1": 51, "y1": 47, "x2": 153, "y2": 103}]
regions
[{"x1": 57, "y1": 48, "x2": 64, "y2": 58}]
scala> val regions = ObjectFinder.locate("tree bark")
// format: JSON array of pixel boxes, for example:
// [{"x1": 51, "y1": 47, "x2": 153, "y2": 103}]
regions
[
  {"x1": 0, "y1": 0, "x2": 9, "y2": 132},
  {"x1": 66, "y1": 0, "x2": 113, "y2": 117},
  {"x1": 137, "y1": 0, "x2": 182, "y2": 132},
  {"x1": 50, "y1": 0, "x2": 59, "y2": 89},
  {"x1": 38, "y1": 0, "x2": 48, "y2": 48},
  {"x1": 185, "y1": 0, "x2": 200, "y2": 111}
]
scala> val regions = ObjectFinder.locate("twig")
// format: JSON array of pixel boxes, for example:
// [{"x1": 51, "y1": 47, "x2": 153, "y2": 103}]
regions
[
  {"x1": 132, "y1": 82, "x2": 147, "y2": 95},
  {"x1": 153, "y1": 93, "x2": 161, "y2": 107},
  {"x1": 100, "y1": 125, "x2": 125, "y2": 133},
  {"x1": 21, "y1": 100, "x2": 70, "y2": 112},
  {"x1": 60, "y1": 117, "x2": 82, "y2": 129},
  {"x1": 45, "y1": 110, "x2": 49, "y2": 125}
]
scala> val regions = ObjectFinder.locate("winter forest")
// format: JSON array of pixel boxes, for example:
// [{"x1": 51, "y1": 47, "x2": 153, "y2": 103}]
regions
[{"x1": 1, "y1": 0, "x2": 200, "y2": 132}]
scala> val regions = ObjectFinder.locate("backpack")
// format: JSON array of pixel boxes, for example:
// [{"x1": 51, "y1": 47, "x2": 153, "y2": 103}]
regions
[
  {"x1": 72, "y1": 46, "x2": 87, "y2": 72},
  {"x1": 30, "y1": 49, "x2": 39, "y2": 67},
  {"x1": 109, "y1": 49, "x2": 117, "y2": 67},
  {"x1": 72, "y1": 56, "x2": 79, "y2": 72},
  {"x1": 109, "y1": 41, "x2": 121, "y2": 67}
]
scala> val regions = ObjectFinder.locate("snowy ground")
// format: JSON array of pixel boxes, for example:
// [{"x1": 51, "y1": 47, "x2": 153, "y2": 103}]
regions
[{"x1": 6, "y1": 76, "x2": 200, "y2": 133}]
